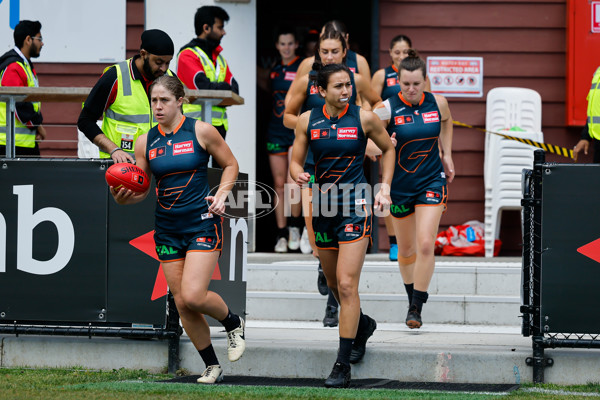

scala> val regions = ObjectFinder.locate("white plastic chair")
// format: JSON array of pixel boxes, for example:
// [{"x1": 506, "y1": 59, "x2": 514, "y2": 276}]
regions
[{"x1": 484, "y1": 88, "x2": 543, "y2": 257}]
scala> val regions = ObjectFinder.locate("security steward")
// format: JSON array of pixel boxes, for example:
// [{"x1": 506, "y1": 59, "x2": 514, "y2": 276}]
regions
[
  {"x1": 176, "y1": 5, "x2": 239, "y2": 142},
  {"x1": 77, "y1": 29, "x2": 175, "y2": 163},
  {"x1": 0, "y1": 20, "x2": 46, "y2": 157},
  {"x1": 574, "y1": 66, "x2": 600, "y2": 163}
]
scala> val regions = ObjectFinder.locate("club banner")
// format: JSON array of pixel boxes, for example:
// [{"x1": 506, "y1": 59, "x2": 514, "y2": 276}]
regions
[{"x1": 0, "y1": 159, "x2": 247, "y2": 327}]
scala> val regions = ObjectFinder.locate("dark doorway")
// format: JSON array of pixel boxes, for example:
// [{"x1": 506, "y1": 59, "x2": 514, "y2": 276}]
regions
[{"x1": 255, "y1": 0, "x2": 374, "y2": 252}]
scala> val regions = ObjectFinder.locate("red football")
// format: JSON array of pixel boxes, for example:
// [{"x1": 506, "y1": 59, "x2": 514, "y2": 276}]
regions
[{"x1": 105, "y1": 163, "x2": 150, "y2": 193}]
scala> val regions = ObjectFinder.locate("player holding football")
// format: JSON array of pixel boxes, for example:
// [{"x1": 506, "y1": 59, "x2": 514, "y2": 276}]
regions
[{"x1": 109, "y1": 75, "x2": 244, "y2": 384}]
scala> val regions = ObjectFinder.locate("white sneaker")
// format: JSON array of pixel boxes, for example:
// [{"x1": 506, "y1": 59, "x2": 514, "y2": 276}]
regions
[
  {"x1": 288, "y1": 227, "x2": 301, "y2": 250},
  {"x1": 197, "y1": 365, "x2": 224, "y2": 384},
  {"x1": 300, "y1": 227, "x2": 312, "y2": 254},
  {"x1": 227, "y1": 317, "x2": 246, "y2": 362},
  {"x1": 274, "y1": 237, "x2": 288, "y2": 253}
]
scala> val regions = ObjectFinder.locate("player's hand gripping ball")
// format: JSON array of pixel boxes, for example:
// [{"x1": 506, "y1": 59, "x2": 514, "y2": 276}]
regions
[{"x1": 105, "y1": 163, "x2": 150, "y2": 193}]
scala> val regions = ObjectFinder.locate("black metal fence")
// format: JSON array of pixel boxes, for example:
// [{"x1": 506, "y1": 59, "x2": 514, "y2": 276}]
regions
[{"x1": 521, "y1": 150, "x2": 600, "y2": 383}]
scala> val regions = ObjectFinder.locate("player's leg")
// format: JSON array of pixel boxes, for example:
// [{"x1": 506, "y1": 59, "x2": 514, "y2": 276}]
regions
[
  {"x1": 392, "y1": 212, "x2": 417, "y2": 306},
  {"x1": 269, "y1": 152, "x2": 289, "y2": 252},
  {"x1": 181, "y1": 250, "x2": 246, "y2": 363},
  {"x1": 162, "y1": 259, "x2": 223, "y2": 383},
  {"x1": 407, "y1": 203, "x2": 444, "y2": 327}
]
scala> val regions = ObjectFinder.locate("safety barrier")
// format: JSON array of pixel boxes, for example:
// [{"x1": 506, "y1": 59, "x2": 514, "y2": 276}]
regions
[{"x1": 521, "y1": 150, "x2": 600, "y2": 382}]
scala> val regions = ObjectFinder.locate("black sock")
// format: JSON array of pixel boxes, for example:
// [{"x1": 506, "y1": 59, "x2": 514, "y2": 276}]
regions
[
  {"x1": 327, "y1": 289, "x2": 338, "y2": 307},
  {"x1": 336, "y1": 337, "x2": 354, "y2": 365},
  {"x1": 289, "y1": 216, "x2": 303, "y2": 228},
  {"x1": 198, "y1": 344, "x2": 219, "y2": 367},
  {"x1": 277, "y1": 227, "x2": 288, "y2": 239},
  {"x1": 411, "y1": 289, "x2": 429, "y2": 313},
  {"x1": 389, "y1": 236, "x2": 397, "y2": 245},
  {"x1": 404, "y1": 283, "x2": 414, "y2": 305},
  {"x1": 219, "y1": 309, "x2": 241, "y2": 332}
]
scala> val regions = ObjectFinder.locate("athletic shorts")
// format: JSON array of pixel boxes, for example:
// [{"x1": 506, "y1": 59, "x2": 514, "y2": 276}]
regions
[
  {"x1": 390, "y1": 185, "x2": 447, "y2": 219},
  {"x1": 154, "y1": 221, "x2": 223, "y2": 262},
  {"x1": 266, "y1": 129, "x2": 294, "y2": 155},
  {"x1": 312, "y1": 206, "x2": 372, "y2": 249}
]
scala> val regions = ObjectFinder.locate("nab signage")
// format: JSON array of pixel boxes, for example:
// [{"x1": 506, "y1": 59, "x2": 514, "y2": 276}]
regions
[{"x1": 0, "y1": 160, "x2": 247, "y2": 326}]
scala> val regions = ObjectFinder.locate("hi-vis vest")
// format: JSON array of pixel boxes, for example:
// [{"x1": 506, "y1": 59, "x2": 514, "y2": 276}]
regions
[
  {"x1": 0, "y1": 61, "x2": 40, "y2": 148},
  {"x1": 179, "y1": 47, "x2": 229, "y2": 130},
  {"x1": 99, "y1": 58, "x2": 152, "y2": 158},
  {"x1": 587, "y1": 66, "x2": 600, "y2": 140}
]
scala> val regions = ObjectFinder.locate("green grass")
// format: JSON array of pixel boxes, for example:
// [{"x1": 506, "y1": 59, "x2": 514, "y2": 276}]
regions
[{"x1": 1, "y1": 367, "x2": 599, "y2": 400}]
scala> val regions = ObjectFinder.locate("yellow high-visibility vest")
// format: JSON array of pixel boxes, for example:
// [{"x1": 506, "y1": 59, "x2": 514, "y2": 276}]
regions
[
  {"x1": 179, "y1": 47, "x2": 229, "y2": 130},
  {"x1": 587, "y1": 66, "x2": 600, "y2": 140},
  {"x1": 0, "y1": 61, "x2": 40, "y2": 148}
]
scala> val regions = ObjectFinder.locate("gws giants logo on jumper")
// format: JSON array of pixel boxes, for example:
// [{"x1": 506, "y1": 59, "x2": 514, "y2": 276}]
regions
[
  {"x1": 386, "y1": 77, "x2": 398, "y2": 86},
  {"x1": 337, "y1": 127, "x2": 358, "y2": 140},
  {"x1": 422, "y1": 111, "x2": 440, "y2": 123},
  {"x1": 310, "y1": 85, "x2": 319, "y2": 95},
  {"x1": 149, "y1": 146, "x2": 166, "y2": 160},
  {"x1": 394, "y1": 115, "x2": 414, "y2": 125},
  {"x1": 173, "y1": 140, "x2": 194, "y2": 155},
  {"x1": 311, "y1": 129, "x2": 330, "y2": 140}
]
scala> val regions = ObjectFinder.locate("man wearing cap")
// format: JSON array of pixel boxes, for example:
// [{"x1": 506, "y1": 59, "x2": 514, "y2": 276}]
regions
[
  {"x1": 0, "y1": 20, "x2": 46, "y2": 157},
  {"x1": 77, "y1": 29, "x2": 174, "y2": 163},
  {"x1": 177, "y1": 5, "x2": 238, "y2": 142}
]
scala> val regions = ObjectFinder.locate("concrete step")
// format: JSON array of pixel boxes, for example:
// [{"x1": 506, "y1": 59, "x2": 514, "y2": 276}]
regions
[
  {"x1": 247, "y1": 260, "x2": 521, "y2": 296},
  {"x1": 3, "y1": 320, "x2": 599, "y2": 385},
  {"x1": 246, "y1": 291, "x2": 521, "y2": 325}
]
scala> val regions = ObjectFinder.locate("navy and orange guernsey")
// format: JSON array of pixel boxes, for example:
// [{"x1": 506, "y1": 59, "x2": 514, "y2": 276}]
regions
[
  {"x1": 146, "y1": 116, "x2": 218, "y2": 233},
  {"x1": 346, "y1": 50, "x2": 359, "y2": 74},
  {"x1": 385, "y1": 91, "x2": 446, "y2": 198},
  {"x1": 302, "y1": 70, "x2": 357, "y2": 170},
  {"x1": 381, "y1": 65, "x2": 400, "y2": 101},
  {"x1": 267, "y1": 56, "x2": 302, "y2": 153},
  {"x1": 308, "y1": 103, "x2": 367, "y2": 206}
]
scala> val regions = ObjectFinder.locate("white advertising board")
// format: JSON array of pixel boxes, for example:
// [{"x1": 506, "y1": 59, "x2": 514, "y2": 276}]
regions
[
  {"x1": 0, "y1": 0, "x2": 126, "y2": 63},
  {"x1": 427, "y1": 56, "x2": 484, "y2": 98}
]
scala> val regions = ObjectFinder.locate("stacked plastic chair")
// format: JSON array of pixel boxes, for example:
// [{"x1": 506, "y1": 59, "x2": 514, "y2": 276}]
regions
[{"x1": 484, "y1": 87, "x2": 543, "y2": 257}]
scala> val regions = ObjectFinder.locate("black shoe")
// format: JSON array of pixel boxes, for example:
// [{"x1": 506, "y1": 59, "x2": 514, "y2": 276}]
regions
[
  {"x1": 349, "y1": 315, "x2": 377, "y2": 364},
  {"x1": 317, "y1": 264, "x2": 328, "y2": 295},
  {"x1": 324, "y1": 362, "x2": 351, "y2": 388},
  {"x1": 323, "y1": 305, "x2": 339, "y2": 327},
  {"x1": 406, "y1": 305, "x2": 422, "y2": 329}
]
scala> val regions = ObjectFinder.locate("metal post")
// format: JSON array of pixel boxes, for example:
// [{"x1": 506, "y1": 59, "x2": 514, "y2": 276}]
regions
[
  {"x1": 6, "y1": 96, "x2": 16, "y2": 158},
  {"x1": 531, "y1": 150, "x2": 545, "y2": 382},
  {"x1": 166, "y1": 291, "x2": 182, "y2": 375}
]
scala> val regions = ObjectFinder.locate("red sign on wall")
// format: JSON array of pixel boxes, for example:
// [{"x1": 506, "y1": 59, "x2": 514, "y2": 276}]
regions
[
  {"x1": 593, "y1": 2, "x2": 600, "y2": 33},
  {"x1": 566, "y1": 0, "x2": 600, "y2": 125}
]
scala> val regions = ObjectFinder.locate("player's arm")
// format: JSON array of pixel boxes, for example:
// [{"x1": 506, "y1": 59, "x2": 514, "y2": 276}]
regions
[
  {"x1": 361, "y1": 109, "x2": 394, "y2": 212},
  {"x1": 195, "y1": 120, "x2": 239, "y2": 215},
  {"x1": 283, "y1": 75, "x2": 309, "y2": 129},
  {"x1": 355, "y1": 73, "x2": 381, "y2": 111},
  {"x1": 110, "y1": 133, "x2": 151, "y2": 205},
  {"x1": 371, "y1": 69, "x2": 385, "y2": 99},
  {"x1": 289, "y1": 111, "x2": 311, "y2": 186},
  {"x1": 435, "y1": 93, "x2": 455, "y2": 183},
  {"x1": 356, "y1": 53, "x2": 372, "y2": 84},
  {"x1": 295, "y1": 57, "x2": 314, "y2": 79}
]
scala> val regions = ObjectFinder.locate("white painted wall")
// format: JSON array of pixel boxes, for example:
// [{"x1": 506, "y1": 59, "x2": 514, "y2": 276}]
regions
[
  {"x1": 0, "y1": 0, "x2": 126, "y2": 63},
  {"x1": 145, "y1": 0, "x2": 257, "y2": 187}
]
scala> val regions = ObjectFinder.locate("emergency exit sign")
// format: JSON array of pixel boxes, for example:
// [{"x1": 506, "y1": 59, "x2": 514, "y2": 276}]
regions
[{"x1": 593, "y1": 1, "x2": 600, "y2": 33}]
